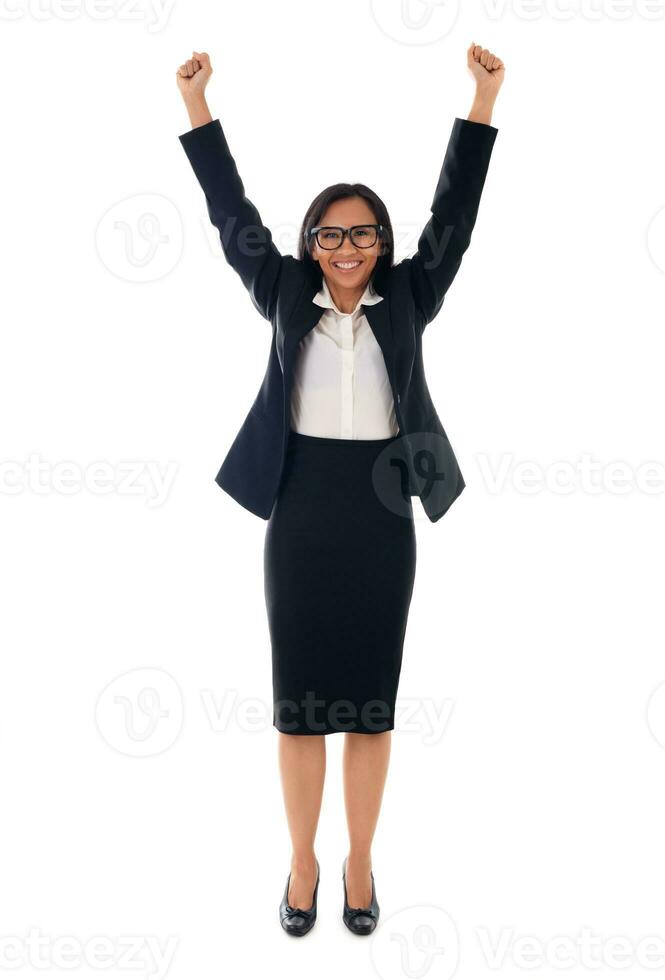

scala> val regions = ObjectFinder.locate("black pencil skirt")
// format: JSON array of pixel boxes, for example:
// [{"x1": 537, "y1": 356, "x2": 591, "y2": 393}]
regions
[{"x1": 264, "y1": 428, "x2": 417, "y2": 736}]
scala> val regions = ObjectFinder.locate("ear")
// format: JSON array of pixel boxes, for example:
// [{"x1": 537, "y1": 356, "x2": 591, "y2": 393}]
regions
[
  {"x1": 378, "y1": 227, "x2": 389, "y2": 256},
  {"x1": 304, "y1": 234, "x2": 315, "y2": 261}
]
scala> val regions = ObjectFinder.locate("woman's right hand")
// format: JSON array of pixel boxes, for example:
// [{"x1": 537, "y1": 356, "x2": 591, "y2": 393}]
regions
[{"x1": 176, "y1": 51, "x2": 212, "y2": 102}]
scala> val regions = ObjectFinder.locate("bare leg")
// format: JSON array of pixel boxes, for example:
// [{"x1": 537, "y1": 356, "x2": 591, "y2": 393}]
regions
[
  {"x1": 342, "y1": 731, "x2": 391, "y2": 906},
  {"x1": 278, "y1": 733, "x2": 326, "y2": 908}
]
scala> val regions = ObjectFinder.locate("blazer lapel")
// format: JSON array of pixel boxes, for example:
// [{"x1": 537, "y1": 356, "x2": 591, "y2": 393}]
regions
[{"x1": 360, "y1": 298, "x2": 394, "y2": 383}]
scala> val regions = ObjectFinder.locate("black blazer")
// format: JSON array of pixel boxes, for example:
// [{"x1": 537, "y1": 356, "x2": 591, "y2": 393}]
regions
[{"x1": 178, "y1": 115, "x2": 498, "y2": 523}]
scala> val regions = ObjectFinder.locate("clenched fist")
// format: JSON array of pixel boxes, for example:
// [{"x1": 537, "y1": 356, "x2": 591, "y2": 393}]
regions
[
  {"x1": 176, "y1": 51, "x2": 213, "y2": 100},
  {"x1": 467, "y1": 43, "x2": 505, "y2": 99}
]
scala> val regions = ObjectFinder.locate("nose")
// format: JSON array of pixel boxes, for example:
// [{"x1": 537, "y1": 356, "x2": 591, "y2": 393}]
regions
[{"x1": 335, "y1": 232, "x2": 360, "y2": 256}]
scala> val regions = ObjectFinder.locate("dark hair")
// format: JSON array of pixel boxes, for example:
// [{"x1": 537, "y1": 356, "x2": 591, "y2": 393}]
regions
[{"x1": 297, "y1": 183, "x2": 394, "y2": 294}]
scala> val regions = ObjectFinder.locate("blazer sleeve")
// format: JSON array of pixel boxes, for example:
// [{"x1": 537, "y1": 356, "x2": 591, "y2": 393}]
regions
[
  {"x1": 178, "y1": 118, "x2": 282, "y2": 322},
  {"x1": 407, "y1": 117, "x2": 498, "y2": 328}
]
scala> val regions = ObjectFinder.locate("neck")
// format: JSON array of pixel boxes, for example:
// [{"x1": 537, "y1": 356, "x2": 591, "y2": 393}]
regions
[{"x1": 326, "y1": 279, "x2": 367, "y2": 315}]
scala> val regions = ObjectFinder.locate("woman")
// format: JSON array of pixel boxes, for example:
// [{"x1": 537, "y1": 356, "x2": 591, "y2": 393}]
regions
[{"x1": 176, "y1": 43, "x2": 504, "y2": 937}]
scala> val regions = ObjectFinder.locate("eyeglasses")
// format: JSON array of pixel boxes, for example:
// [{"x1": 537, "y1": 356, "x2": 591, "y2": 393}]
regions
[{"x1": 308, "y1": 224, "x2": 384, "y2": 250}]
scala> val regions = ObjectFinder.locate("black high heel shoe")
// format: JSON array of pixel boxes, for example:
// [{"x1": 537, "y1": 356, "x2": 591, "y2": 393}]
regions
[
  {"x1": 342, "y1": 857, "x2": 380, "y2": 935},
  {"x1": 279, "y1": 859, "x2": 320, "y2": 937}
]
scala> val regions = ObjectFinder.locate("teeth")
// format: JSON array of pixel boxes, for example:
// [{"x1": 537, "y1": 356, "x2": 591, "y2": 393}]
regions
[{"x1": 334, "y1": 261, "x2": 360, "y2": 269}]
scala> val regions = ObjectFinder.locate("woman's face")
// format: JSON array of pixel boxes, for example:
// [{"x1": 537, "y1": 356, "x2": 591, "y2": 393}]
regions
[{"x1": 310, "y1": 196, "x2": 383, "y2": 292}]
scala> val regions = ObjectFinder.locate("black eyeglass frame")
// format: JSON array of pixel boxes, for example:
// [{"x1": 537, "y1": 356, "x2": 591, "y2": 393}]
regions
[{"x1": 308, "y1": 224, "x2": 386, "y2": 250}]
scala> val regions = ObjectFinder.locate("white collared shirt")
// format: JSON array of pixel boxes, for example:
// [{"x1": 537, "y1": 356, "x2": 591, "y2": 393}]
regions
[{"x1": 290, "y1": 276, "x2": 400, "y2": 439}]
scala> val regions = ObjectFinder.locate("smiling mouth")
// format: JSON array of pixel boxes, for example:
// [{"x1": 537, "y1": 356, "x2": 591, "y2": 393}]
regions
[{"x1": 332, "y1": 260, "x2": 362, "y2": 271}]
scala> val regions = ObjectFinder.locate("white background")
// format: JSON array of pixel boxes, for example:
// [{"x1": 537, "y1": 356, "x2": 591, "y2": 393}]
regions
[{"x1": 2, "y1": 0, "x2": 665, "y2": 978}]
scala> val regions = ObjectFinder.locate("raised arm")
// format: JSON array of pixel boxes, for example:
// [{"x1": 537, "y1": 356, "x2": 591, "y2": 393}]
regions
[
  {"x1": 176, "y1": 51, "x2": 282, "y2": 322},
  {"x1": 408, "y1": 43, "x2": 504, "y2": 327}
]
